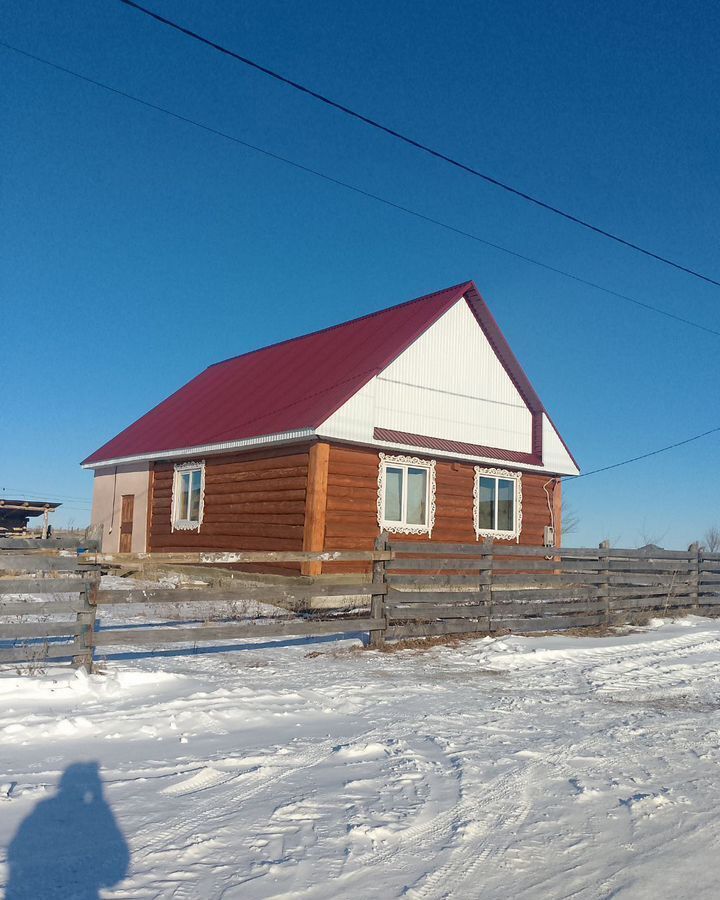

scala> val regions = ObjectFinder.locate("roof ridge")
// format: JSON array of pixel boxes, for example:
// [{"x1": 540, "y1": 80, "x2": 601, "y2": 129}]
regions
[{"x1": 207, "y1": 280, "x2": 473, "y2": 370}]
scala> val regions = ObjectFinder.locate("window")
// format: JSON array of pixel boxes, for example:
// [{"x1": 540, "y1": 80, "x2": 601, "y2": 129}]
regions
[
  {"x1": 171, "y1": 461, "x2": 205, "y2": 531},
  {"x1": 377, "y1": 454, "x2": 436, "y2": 535},
  {"x1": 473, "y1": 467, "x2": 522, "y2": 541}
]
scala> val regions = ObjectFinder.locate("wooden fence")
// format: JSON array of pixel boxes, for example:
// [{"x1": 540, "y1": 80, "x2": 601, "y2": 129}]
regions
[
  {"x1": 382, "y1": 540, "x2": 719, "y2": 640},
  {"x1": 2, "y1": 539, "x2": 720, "y2": 670}
]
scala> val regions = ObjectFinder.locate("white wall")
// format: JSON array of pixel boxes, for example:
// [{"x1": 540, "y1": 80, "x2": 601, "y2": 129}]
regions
[
  {"x1": 320, "y1": 298, "x2": 532, "y2": 451},
  {"x1": 91, "y1": 463, "x2": 151, "y2": 552}
]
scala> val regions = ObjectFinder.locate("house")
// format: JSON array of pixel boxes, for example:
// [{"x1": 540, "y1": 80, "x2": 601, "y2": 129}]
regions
[{"x1": 82, "y1": 281, "x2": 578, "y2": 568}]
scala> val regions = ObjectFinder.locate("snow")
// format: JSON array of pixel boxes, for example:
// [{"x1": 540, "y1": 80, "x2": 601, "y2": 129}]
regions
[{"x1": 3, "y1": 615, "x2": 720, "y2": 897}]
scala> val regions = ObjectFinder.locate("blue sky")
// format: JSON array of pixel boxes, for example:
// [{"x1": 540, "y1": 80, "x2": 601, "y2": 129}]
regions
[{"x1": 2, "y1": 0, "x2": 719, "y2": 547}]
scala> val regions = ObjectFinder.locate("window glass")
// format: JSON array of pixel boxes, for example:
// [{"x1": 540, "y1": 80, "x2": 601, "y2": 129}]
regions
[
  {"x1": 406, "y1": 467, "x2": 428, "y2": 525},
  {"x1": 478, "y1": 476, "x2": 495, "y2": 529},
  {"x1": 189, "y1": 469, "x2": 202, "y2": 521},
  {"x1": 497, "y1": 478, "x2": 515, "y2": 531},
  {"x1": 384, "y1": 467, "x2": 403, "y2": 521},
  {"x1": 177, "y1": 471, "x2": 190, "y2": 521}
]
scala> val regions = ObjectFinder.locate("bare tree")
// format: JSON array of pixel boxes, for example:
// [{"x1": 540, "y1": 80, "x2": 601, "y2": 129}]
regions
[
  {"x1": 561, "y1": 498, "x2": 579, "y2": 536},
  {"x1": 704, "y1": 527, "x2": 720, "y2": 553}
]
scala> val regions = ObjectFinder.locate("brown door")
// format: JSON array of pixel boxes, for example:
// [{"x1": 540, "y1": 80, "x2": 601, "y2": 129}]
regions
[{"x1": 119, "y1": 495, "x2": 134, "y2": 553}]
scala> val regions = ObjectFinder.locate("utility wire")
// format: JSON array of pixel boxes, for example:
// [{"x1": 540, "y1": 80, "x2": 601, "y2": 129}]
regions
[
  {"x1": 565, "y1": 425, "x2": 720, "y2": 481},
  {"x1": 120, "y1": 0, "x2": 720, "y2": 290},
  {"x1": 3, "y1": 41, "x2": 719, "y2": 340}
]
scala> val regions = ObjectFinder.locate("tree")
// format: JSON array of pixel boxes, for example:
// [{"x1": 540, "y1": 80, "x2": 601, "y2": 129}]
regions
[
  {"x1": 704, "y1": 526, "x2": 720, "y2": 553},
  {"x1": 561, "y1": 497, "x2": 579, "y2": 536}
]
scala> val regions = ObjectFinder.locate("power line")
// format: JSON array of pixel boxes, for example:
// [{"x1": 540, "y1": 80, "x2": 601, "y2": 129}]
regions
[
  {"x1": 565, "y1": 425, "x2": 720, "y2": 481},
  {"x1": 3, "y1": 42, "x2": 719, "y2": 341},
  {"x1": 120, "y1": 0, "x2": 720, "y2": 290}
]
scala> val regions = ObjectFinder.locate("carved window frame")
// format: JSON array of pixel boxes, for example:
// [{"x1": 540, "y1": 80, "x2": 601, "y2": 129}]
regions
[
  {"x1": 377, "y1": 453, "x2": 436, "y2": 536},
  {"x1": 473, "y1": 466, "x2": 522, "y2": 542},
  {"x1": 171, "y1": 460, "x2": 206, "y2": 532}
]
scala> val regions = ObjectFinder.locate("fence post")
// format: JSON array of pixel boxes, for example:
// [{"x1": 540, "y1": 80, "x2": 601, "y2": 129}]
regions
[
  {"x1": 369, "y1": 532, "x2": 388, "y2": 648},
  {"x1": 598, "y1": 541, "x2": 610, "y2": 625},
  {"x1": 73, "y1": 573, "x2": 98, "y2": 672},
  {"x1": 689, "y1": 542, "x2": 700, "y2": 611}
]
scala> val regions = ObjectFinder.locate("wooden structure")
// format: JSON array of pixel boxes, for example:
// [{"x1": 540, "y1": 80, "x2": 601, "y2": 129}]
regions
[
  {"x1": 82, "y1": 281, "x2": 578, "y2": 567},
  {"x1": 3, "y1": 540, "x2": 719, "y2": 670},
  {"x1": 0, "y1": 498, "x2": 61, "y2": 538}
]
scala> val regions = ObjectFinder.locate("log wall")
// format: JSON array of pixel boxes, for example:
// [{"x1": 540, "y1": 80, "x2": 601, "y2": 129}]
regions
[
  {"x1": 322, "y1": 444, "x2": 556, "y2": 570},
  {"x1": 148, "y1": 447, "x2": 311, "y2": 565}
]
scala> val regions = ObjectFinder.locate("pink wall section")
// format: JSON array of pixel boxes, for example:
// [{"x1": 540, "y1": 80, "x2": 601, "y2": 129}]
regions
[{"x1": 91, "y1": 463, "x2": 150, "y2": 552}]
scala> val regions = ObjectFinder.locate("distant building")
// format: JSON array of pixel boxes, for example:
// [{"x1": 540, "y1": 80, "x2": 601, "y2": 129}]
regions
[
  {"x1": 0, "y1": 499, "x2": 60, "y2": 537},
  {"x1": 82, "y1": 280, "x2": 578, "y2": 562}
]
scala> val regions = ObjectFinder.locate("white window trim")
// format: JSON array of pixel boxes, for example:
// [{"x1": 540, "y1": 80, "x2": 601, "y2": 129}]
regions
[
  {"x1": 473, "y1": 466, "x2": 522, "y2": 542},
  {"x1": 377, "y1": 453, "x2": 436, "y2": 536},
  {"x1": 171, "y1": 460, "x2": 206, "y2": 532}
]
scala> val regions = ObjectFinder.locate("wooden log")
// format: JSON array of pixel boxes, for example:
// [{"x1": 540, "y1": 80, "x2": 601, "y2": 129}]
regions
[
  {"x1": 492, "y1": 614, "x2": 603, "y2": 632},
  {"x1": 0, "y1": 578, "x2": 86, "y2": 594},
  {"x1": 387, "y1": 590, "x2": 487, "y2": 604},
  {"x1": 385, "y1": 619, "x2": 489, "y2": 640},
  {"x1": 302, "y1": 442, "x2": 329, "y2": 577},
  {"x1": 492, "y1": 573, "x2": 604, "y2": 585},
  {"x1": 386, "y1": 574, "x2": 491, "y2": 587},
  {"x1": 491, "y1": 587, "x2": 597, "y2": 602},
  {"x1": 386, "y1": 603, "x2": 490, "y2": 619},
  {"x1": 89, "y1": 549, "x2": 393, "y2": 565},
  {"x1": 92, "y1": 617, "x2": 385, "y2": 646},
  {"x1": 95, "y1": 583, "x2": 383, "y2": 605},
  {"x1": 0, "y1": 641, "x2": 84, "y2": 664},
  {"x1": 386, "y1": 558, "x2": 492, "y2": 571},
  {"x1": 0, "y1": 538, "x2": 99, "y2": 550},
  {"x1": 0, "y1": 556, "x2": 94, "y2": 574},
  {"x1": 608, "y1": 559, "x2": 694, "y2": 572},
  {"x1": 0, "y1": 600, "x2": 88, "y2": 615},
  {"x1": 0, "y1": 622, "x2": 86, "y2": 639}
]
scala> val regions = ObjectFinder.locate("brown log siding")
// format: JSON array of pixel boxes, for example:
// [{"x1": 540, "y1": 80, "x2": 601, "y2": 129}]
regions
[
  {"x1": 322, "y1": 445, "x2": 555, "y2": 570},
  {"x1": 148, "y1": 447, "x2": 310, "y2": 570}
]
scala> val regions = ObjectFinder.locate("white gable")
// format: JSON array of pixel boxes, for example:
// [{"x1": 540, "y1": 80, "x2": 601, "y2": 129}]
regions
[
  {"x1": 542, "y1": 414, "x2": 579, "y2": 476},
  {"x1": 318, "y1": 297, "x2": 577, "y2": 475},
  {"x1": 319, "y1": 297, "x2": 531, "y2": 447}
]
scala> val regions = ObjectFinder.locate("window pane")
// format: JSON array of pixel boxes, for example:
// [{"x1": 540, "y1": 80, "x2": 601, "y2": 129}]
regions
[
  {"x1": 189, "y1": 469, "x2": 202, "y2": 521},
  {"x1": 406, "y1": 467, "x2": 427, "y2": 525},
  {"x1": 177, "y1": 472, "x2": 190, "y2": 520},
  {"x1": 384, "y1": 467, "x2": 403, "y2": 521},
  {"x1": 478, "y1": 477, "x2": 495, "y2": 529},
  {"x1": 497, "y1": 479, "x2": 515, "y2": 531}
]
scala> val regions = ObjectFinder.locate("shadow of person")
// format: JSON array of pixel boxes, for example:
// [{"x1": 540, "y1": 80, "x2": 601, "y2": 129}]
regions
[{"x1": 6, "y1": 762, "x2": 129, "y2": 900}]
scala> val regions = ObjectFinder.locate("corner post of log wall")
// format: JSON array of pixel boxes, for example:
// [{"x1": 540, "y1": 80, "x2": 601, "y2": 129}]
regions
[
  {"x1": 689, "y1": 542, "x2": 700, "y2": 611},
  {"x1": 369, "y1": 532, "x2": 389, "y2": 648},
  {"x1": 301, "y1": 442, "x2": 330, "y2": 576},
  {"x1": 552, "y1": 478, "x2": 562, "y2": 547},
  {"x1": 598, "y1": 540, "x2": 610, "y2": 625}
]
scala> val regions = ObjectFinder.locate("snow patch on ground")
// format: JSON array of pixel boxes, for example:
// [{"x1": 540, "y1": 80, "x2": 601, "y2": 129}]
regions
[{"x1": 2, "y1": 617, "x2": 720, "y2": 897}]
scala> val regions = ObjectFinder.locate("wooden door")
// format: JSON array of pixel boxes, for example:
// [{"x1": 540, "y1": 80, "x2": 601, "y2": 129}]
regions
[{"x1": 119, "y1": 495, "x2": 134, "y2": 553}]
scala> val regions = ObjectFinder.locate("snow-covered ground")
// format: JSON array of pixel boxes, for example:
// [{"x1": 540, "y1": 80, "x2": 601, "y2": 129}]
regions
[{"x1": 2, "y1": 615, "x2": 720, "y2": 898}]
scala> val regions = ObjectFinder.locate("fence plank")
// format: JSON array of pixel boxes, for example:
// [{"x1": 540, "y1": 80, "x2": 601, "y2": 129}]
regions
[
  {"x1": 384, "y1": 620, "x2": 489, "y2": 640},
  {"x1": 387, "y1": 604, "x2": 490, "y2": 619},
  {"x1": 0, "y1": 557, "x2": 94, "y2": 574},
  {"x1": 92, "y1": 617, "x2": 385, "y2": 646},
  {"x1": 0, "y1": 622, "x2": 86, "y2": 639},
  {"x1": 0, "y1": 578, "x2": 86, "y2": 595},
  {"x1": 95, "y1": 583, "x2": 383, "y2": 606},
  {"x1": 0, "y1": 640, "x2": 84, "y2": 663},
  {"x1": 387, "y1": 574, "x2": 491, "y2": 587},
  {"x1": 0, "y1": 538, "x2": 99, "y2": 550},
  {"x1": 492, "y1": 614, "x2": 603, "y2": 632},
  {"x1": 389, "y1": 542, "x2": 493, "y2": 556},
  {"x1": 0, "y1": 601, "x2": 88, "y2": 615},
  {"x1": 88, "y1": 549, "x2": 393, "y2": 565},
  {"x1": 386, "y1": 558, "x2": 492, "y2": 571}
]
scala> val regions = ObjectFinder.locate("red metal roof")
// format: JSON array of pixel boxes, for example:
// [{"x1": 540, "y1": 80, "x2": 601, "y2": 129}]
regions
[{"x1": 83, "y1": 280, "x2": 572, "y2": 467}]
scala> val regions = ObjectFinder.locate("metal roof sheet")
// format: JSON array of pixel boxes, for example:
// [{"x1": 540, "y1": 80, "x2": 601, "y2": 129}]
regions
[{"x1": 82, "y1": 282, "x2": 473, "y2": 465}]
